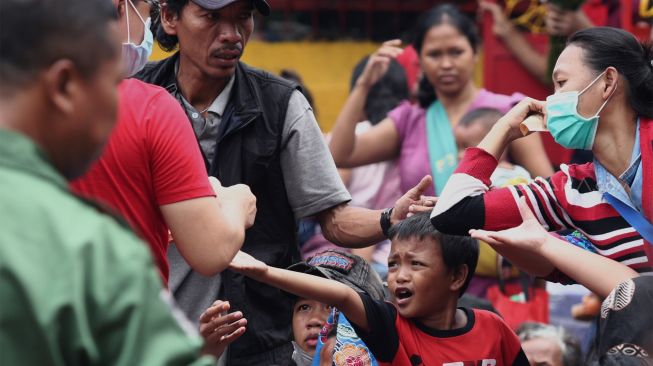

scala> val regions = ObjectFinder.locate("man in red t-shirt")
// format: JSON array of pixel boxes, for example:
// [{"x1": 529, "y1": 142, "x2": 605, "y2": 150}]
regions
[{"x1": 71, "y1": 0, "x2": 255, "y2": 294}]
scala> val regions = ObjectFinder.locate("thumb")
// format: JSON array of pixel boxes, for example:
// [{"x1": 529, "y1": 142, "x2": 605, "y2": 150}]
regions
[
  {"x1": 407, "y1": 175, "x2": 433, "y2": 199},
  {"x1": 516, "y1": 196, "x2": 536, "y2": 222}
]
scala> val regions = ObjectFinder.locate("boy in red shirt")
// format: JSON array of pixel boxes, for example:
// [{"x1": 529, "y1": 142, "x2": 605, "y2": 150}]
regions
[{"x1": 229, "y1": 212, "x2": 529, "y2": 366}]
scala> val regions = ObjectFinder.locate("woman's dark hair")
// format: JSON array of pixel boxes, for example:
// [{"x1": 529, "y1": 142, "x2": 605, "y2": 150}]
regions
[
  {"x1": 568, "y1": 27, "x2": 653, "y2": 119},
  {"x1": 350, "y1": 56, "x2": 409, "y2": 125},
  {"x1": 410, "y1": 4, "x2": 480, "y2": 108},
  {"x1": 155, "y1": 0, "x2": 190, "y2": 52}
]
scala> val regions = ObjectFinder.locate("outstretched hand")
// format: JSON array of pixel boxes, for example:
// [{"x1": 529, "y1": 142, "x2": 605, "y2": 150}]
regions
[
  {"x1": 229, "y1": 251, "x2": 268, "y2": 279},
  {"x1": 199, "y1": 300, "x2": 247, "y2": 358},
  {"x1": 469, "y1": 197, "x2": 549, "y2": 253},
  {"x1": 392, "y1": 175, "x2": 433, "y2": 223}
]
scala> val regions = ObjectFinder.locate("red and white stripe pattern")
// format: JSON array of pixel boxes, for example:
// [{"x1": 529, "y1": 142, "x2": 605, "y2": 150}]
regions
[{"x1": 432, "y1": 147, "x2": 652, "y2": 276}]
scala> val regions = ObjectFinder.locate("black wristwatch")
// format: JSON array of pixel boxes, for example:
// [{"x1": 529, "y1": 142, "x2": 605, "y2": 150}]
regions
[{"x1": 380, "y1": 207, "x2": 394, "y2": 238}]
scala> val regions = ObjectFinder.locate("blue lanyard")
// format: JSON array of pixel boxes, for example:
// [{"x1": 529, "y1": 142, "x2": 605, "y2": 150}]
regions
[{"x1": 603, "y1": 193, "x2": 653, "y2": 245}]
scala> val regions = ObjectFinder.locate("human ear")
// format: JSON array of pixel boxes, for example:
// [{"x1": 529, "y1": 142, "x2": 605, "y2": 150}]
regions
[
  {"x1": 116, "y1": 0, "x2": 126, "y2": 16},
  {"x1": 449, "y1": 264, "x2": 469, "y2": 293},
  {"x1": 160, "y1": 4, "x2": 179, "y2": 36},
  {"x1": 42, "y1": 59, "x2": 82, "y2": 118},
  {"x1": 602, "y1": 66, "x2": 619, "y2": 99}
]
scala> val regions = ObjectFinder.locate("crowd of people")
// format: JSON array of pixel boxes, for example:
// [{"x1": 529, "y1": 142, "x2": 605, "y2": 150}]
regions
[{"x1": 1, "y1": 0, "x2": 652, "y2": 365}]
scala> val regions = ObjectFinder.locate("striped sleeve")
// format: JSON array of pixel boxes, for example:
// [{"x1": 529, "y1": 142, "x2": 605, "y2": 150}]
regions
[{"x1": 431, "y1": 147, "x2": 572, "y2": 235}]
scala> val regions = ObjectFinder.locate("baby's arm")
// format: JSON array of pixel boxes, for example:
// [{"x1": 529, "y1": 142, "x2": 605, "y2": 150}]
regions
[{"x1": 228, "y1": 251, "x2": 369, "y2": 331}]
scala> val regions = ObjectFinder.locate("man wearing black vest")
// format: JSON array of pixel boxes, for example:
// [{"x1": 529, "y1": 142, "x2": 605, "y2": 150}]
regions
[{"x1": 137, "y1": 1, "x2": 431, "y2": 364}]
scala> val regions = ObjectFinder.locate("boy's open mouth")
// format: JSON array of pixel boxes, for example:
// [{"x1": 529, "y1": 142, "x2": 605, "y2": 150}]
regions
[{"x1": 395, "y1": 288, "x2": 413, "y2": 304}]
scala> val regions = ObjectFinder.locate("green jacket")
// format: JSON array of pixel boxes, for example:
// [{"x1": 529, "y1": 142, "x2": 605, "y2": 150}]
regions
[{"x1": 0, "y1": 130, "x2": 214, "y2": 366}]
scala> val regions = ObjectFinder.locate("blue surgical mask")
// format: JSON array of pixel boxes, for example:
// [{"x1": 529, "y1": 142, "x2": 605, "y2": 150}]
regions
[
  {"x1": 122, "y1": 0, "x2": 153, "y2": 77},
  {"x1": 545, "y1": 70, "x2": 616, "y2": 150}
]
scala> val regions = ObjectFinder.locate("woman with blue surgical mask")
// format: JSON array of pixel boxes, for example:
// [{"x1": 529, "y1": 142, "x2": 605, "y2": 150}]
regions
[
  {"x1": 429, "y1": 27, "x2": 653, "y2": 289},
  {"x1": 120, "y1": 0, "x2": 154, "y2": 76}
]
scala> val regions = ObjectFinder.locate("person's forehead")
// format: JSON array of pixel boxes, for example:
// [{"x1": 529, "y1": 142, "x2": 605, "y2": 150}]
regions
[
  {"x1": 294, "y1": 298, "x2": 322, "y2": 308},
  {"x1": 457, "y1": 121, "x2": 491, "y2": 135},
  {"x1": 390, "y1": 237, "x2": 439, "y2": 256},
  {"x1": 422, "y1": 23, "x2": 472, "y2": 50},
  {"x1": 553, "y1": 45, "x2": 586, "y2": 78}
]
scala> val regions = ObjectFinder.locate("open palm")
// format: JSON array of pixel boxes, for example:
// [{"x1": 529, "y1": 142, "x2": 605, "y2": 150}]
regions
[{"x1": 469, "y1": 197, "x2": 549, "y2": 253}]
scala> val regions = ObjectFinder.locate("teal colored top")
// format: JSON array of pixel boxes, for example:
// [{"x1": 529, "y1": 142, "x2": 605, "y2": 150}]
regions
[{"x1": 0, "y1": 130, "x2": 214, "y2": 365}]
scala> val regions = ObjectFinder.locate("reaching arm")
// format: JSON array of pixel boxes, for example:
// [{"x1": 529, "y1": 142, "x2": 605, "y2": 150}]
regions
[
  {"x1": 329, "y1": 40, "x2": 403, "y2": 168},
  {"x1": 479, "y1": 0, "x2": 549, "y2": 84},
  {"x1": 538, "y1": 235, "x2": 638, "y2": 298},
  {"x1": 146, "y1": 90, "x2": 255, "y2": 276},
  {"x1": 228, "y1": 251, "x2": 370, "y2": 331},
  {"x1": 431, "y1": 98, "x2": 553, "y2": 234},
  {"x1": 161, "y1": 179, "x2": 256, "y2": 276},
  {"x1": 319, "y1": 175, "x2": 433, "y2": 247},
  {"x1": 431, "y1": 145, "x2": 570, "y2": 236},
  {"x1": 470, "y1": 198, "x2": 638, "y2": 298},
  {"x1": 318, "y1": 204, "x2": 385, "y2": 248}
]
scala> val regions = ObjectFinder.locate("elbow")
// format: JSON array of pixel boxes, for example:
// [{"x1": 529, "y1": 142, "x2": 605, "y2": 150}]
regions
[
  {"x1": 318, "y1": 205, "x2": 377, "y2": 248},
  {"x1": 330, "y1": 152, "x2": 352, "y2": 169},
  {"x1": 328, "y1": 143, "x2": 356, "y2": 169},
  {"x1": 193, "y1": 263, "x2": 223, "y2": 277},
  {"x1": 186, "y1": 229, "x2": 245, "y2": 277},
  {"x1": 321, "y1": 221, "x2": 347, "y2": 247},
  {"x1": 187, "y1": 255, "x2": 228, "y2": 277}
]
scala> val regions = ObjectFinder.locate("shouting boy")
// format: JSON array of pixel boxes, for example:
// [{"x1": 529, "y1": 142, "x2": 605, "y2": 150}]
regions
[{"x1": 230, "y1": 212, "x2": 529, "y2": 365}]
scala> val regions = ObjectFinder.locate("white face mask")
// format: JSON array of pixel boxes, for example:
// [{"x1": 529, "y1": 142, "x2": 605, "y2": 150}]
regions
[{"x1": 122, "y1": 0, "x2": 153, "y2": 77}]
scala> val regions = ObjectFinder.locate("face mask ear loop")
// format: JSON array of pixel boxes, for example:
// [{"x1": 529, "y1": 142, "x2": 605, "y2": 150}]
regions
[
  {"x1": 125, "y1": 0, "x2": 131, "y2": 44},
  {"x1": 595, "y1": 78, "x2": 618, "y2": 117},
  {"x1": 128, "y1": 0, "x2": 147, "y2": 25},
  {"x1": 579, "y1": 70, "x2": 607, "y2": 95}
]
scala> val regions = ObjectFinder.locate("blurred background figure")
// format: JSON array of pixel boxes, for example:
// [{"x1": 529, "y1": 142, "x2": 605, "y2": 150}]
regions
[{"x1": 518, "y1": 322, "x2": 583, "y2": 366}]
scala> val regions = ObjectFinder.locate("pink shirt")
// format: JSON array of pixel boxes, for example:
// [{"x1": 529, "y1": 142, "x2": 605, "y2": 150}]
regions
[{"x1": 389, "y1": 89, "x2": 524, "y2": 195}]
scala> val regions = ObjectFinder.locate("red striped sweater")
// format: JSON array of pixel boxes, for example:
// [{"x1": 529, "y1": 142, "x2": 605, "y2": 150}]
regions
[{"x1": 431, "y1": 118, "x2": 653, "y2": 279}]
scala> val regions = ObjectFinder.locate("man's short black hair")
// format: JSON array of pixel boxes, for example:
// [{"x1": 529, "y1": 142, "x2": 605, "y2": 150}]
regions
[
  {"x1": 388, "y1": 212, "x2": 479, "y2": 297},
  {"x1": 0, "y1": 0, "x2": 118, "y2": 92}
]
